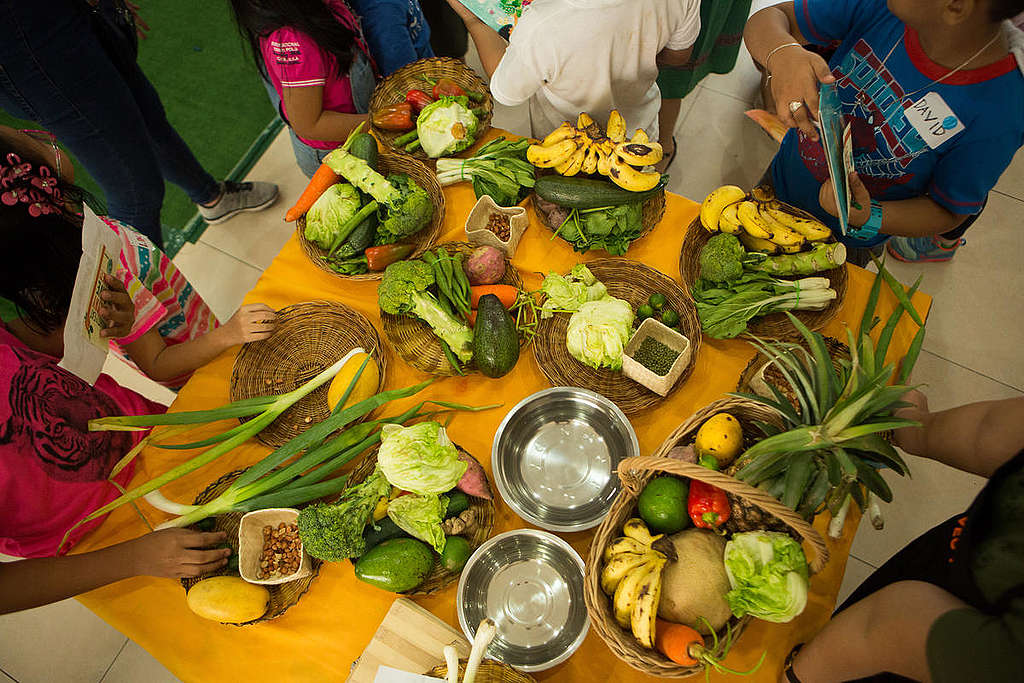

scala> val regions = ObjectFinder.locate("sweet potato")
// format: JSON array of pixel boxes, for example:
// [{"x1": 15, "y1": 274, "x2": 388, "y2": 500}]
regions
[{"x1": 456, "y1": 451, "x2": 492, "y2": 500}]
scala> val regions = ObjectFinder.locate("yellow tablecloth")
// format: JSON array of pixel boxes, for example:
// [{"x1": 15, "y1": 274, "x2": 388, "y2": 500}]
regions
[{"x1": 74, "y1": 173, "x2": 930, "y2": 682}]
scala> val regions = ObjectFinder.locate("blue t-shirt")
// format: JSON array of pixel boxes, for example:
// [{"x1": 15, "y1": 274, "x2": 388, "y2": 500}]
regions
[
  {"x1": 771, "y1": 0, "x2": 1024, "y2": 247},
  {"x1": 350, "y1": 0, "x2": 433, "y2": 76}
]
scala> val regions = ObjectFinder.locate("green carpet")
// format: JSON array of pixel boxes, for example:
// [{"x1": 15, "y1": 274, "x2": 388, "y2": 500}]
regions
[{"x1": 0, "y1": 1, "x2": 279, "y2": 256}]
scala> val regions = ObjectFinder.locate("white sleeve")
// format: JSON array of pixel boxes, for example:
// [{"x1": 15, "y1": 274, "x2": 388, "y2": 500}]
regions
[
  {"x1": 489, "y1": 27, "x2": 547, "y2": 106},
  {"x1": 666, "y1": 0, "x2": 702, "y2": 51}
]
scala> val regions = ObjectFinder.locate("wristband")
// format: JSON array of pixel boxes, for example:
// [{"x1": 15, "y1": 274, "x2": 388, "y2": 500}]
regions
[
  {"x1": 850, "y1": 199, "x2": 882, "y2": 240},
  {"x1": 765, "y1": 42, "x2": 802, "y2": 72}
]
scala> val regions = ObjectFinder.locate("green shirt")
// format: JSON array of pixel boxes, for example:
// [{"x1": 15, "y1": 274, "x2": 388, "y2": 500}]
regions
[{"x1": 0, "y1": 296, "x2": 19, "y2": 323}]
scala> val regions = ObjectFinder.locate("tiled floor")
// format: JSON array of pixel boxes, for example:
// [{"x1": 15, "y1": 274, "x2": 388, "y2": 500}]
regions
[{"x1": 3, "y1": 39, "x2": 1022, "y2": 682}]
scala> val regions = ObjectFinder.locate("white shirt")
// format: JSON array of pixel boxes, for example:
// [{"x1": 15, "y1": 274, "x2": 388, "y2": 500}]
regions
[{"x1": 489, "y1": 0, "x2": 701, "y2": 140}]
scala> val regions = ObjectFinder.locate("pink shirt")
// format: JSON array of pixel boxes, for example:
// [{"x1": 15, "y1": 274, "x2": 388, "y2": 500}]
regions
[{"x1": 259, "y1": 0, "x2": 361, "y2": 149}]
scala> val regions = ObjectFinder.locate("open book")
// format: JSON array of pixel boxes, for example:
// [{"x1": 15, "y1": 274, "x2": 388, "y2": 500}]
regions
[{"x1": 816, "y1": 82, "x2": 853, "y2": 235}]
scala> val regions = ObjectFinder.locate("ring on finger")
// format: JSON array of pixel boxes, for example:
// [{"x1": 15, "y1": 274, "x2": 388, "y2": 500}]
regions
[{"x1": 788, "y1": 100, "x2": 805, "y2": 113}]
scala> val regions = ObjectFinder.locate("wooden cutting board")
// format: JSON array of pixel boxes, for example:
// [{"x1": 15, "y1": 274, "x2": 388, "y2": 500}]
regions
[{"x1": 347, "y1": 599, "x2": 471, "y2": 683}]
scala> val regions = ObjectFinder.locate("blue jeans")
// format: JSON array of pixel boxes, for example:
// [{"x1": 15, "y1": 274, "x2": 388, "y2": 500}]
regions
[{"x1": 0, "y1": 0, "x2": 220, "y2": 247}]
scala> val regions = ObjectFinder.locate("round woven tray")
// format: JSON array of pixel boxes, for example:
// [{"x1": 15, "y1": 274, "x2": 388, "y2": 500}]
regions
[
  {"x1": 531, "y1": 188, "x2": 666, "y2": 254},
  {"x1": 180, "y1": 468, "x2": 322, "y2": 625},
  {"x1": 368, "y1": 57, "x2": 493, "y2": 161},
  {"x1": 532, "y1": 258, "x2": 700, "y2": 415},
  {"x1": 381, "y1": 242, "x2": 528, "y2": 376},
  {"x1": 584, "y1": 397, "x2": 829, "y2": 677},
  {"x1": 229, "y1": 301, "x2": 386, "y2": 448},
  {"x1": 345, "y1": 443, "x2": 494, "y2": 596},
  {"x1": 296, "y1": 151, "x2": 444, "y2": 281},
  {"x1": 678, "y1": 217, "x2": 848, "y2": 339},
  {"x1": 428, "y1": 660, "x2": 536, "y2": 683}
]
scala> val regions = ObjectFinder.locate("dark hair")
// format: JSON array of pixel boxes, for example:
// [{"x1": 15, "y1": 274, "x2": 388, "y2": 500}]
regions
[
  {"x1": 990, "y1": 0, "x2": 1024, "y2": 21},
  {"x1": 229, "y1": 0, "x2": 357, "y2": 79}
]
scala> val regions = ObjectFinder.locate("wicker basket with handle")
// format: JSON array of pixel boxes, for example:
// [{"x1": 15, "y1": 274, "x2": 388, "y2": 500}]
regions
[
  {"x1": 428, "y1": 660, "x2": 536, "y2": 683},
  {"x1": 584, "y1": 397, "x2": 829, "y2": 678}
]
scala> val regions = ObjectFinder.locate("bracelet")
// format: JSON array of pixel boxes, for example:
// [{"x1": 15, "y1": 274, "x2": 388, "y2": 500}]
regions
[
  {"x1": 850, "y1": 199, "x2": 883, "y2": 240},
  {"x1": 765, "y1": 41, "x2": 803, "y2": 72},
  {"x1": 783, "y1": 643, "x2": 804, "y2": 683}
]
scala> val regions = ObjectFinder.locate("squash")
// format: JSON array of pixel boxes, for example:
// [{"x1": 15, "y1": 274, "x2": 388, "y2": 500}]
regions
[
  {"x1": 186, "y1": 576, "x2": 270, "y2": 623},
  {"x1": 327, "y1": 351, "x2": 379, "y2": 412}
]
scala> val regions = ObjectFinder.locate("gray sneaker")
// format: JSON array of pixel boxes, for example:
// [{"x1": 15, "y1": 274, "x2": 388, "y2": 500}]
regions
[{"x1": 198, "y1": 180, "x2": 279, "y2": 224}]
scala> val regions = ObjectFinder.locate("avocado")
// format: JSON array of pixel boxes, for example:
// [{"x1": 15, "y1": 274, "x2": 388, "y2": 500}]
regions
[
  {"x1": 354, "y1": 538, "x2": 433, "y2": 592},
  {"x1": 347, "y1": 132, "x2": 379, "y2": 170},
  {"x1": 472, "y1": 294, "x2": 519, "y2": 378}
]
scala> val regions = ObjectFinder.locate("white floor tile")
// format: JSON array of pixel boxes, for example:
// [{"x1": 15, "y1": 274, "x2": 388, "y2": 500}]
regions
[
  {"x1": 100, "y1": 640, "x2": 180, "y2": 683},
  {"x1": 882, "y1": 190, "x2": 1024, "y2": 390},
  {"x1": 0, "y1": 599, "x2": 126, "y2": 683},
  {"x1": 848, "y1": 350, "x2": 1022, "y2": 569},
  {"x1": 836, "y1": 556, "x2": 876, "y2": 608},
  {"x1": 198, "y1": 131, "x2": 305, "y2": 272},
  {"x1": 171, "y1": 241, "x2": 263, "y2": 323},
  {"x1": 698, "y1": 45, "x2": 763, "y2": 107},
  {"x1": 0, "y1": 668, "x2": 15, "y2": 682}
]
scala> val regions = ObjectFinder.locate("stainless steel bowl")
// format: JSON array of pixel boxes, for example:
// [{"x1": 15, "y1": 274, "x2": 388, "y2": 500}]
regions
[
  {"x1": 457, "y1": 529, "x2": 589, "y2": 672},
  {"x1": 493, "y1": 387, "x2": 639, "y2": 532}
]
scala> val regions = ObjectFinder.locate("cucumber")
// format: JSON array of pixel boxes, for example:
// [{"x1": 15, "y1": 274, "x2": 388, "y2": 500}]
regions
[
  {"x1": 445, "y1": 491, "x2": 470, "y2": 518},
  {"x1": 535, "y1": 176, "x2": 664, "y2": 209},
  {"x1": 348, "y1": 133, "x2": 379, "y2": 171},
  {"x1": 335, "y1": 134, "x2": 380, "y2": 256},
  {"x1": 362, "y1": 516, "x2": 410, "y2": 552}
]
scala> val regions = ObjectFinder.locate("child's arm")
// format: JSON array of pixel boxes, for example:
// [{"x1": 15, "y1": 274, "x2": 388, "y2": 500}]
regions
[
  {"x1": 445, "y1": 0, "x2": 506, "y2": 78},
  {"x1": 657, "y1": 47, "x2": 695, "y2": 67},
  {"x1": 282, "y1": 86, "x2": 367, "y2": 144},
  {"x1": 123, "y1": 303, "x2": 277, "y2": 384}
]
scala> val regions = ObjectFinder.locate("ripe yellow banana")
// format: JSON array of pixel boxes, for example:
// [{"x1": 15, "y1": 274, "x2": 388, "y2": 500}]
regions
[
  {"x1": 541, "y1": 122, "x2": 575, "y2": 147},
  {"x1": 606, "y1": 110, "x2": 626, "y2": 143},
  {"x1": 608, "y1": 154, "x2": 660, "y2": 191},
  {"x1": 699, "y1": 185, "x2": 746, "y2": 232},
  {"x1": 750, "y1": 185, "x2": 776, "y2": 202},
  {"x1": 736, "y1": 200, "x2": 774, "y2": 239},
  {"x1": 527, "y1": 139, "x2": 577, "y2": 168},
  {"x1": 596, "y1": 147, "x2": 613, "y2": 176},
  {"x1": 581, "y1": 145, "x2": 600, "y2": 175},
  {"x1": 601, "y1": 551, "x2": 652, "y2": 595},
  {"x1": 555, "y1": 145, "x2": 586, "y2": 176},
  {"x1": 631, "y1": 129, "x2": 650, "y2": 144},
  {"x1": 614, "y1": 141, "x2": 663, "y2": 166},
  {"x1": 622, "y1": 518, "x2": 661, "y2": 546},
  {"x1": 613, "y1": 561, "x2": 655, "y2": 628},
  {"x1": 779, "y1": 242, "x2": 804, "y2": 254},
  {"x1": 758, "y1": 206, "x2": 806, "y2": 248},
  {"x1": 630, "y1": 557, "x2": 666, "y2": 648},
  {"x1": 718, "y1": 202, "x2": 743, "y2": 234},
  {"x1": 765, "y1": 206, "x2": 832, "y2": 241},
  {"x1": 603, "y1": 536, "x2": 650, "y2": 562},
  {"x1": 577, "y1": 112, "x2": 595, "y2": 129},
  {"x1": 738, "y1": 231, "x2": 781, "y2": 254}
]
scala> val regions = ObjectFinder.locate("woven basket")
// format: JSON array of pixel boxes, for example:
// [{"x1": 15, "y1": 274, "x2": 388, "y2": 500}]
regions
[
  {"x1": 180, "y1": 469, "x2": 322, "y2": 625},
  {"x1": 369, "y1": 57, "x2": 493, "y2": 161},
  {"x1": 428, "y1": 660, "x2": 536, "y2": 683},
  {"x1": 296, "y1": 151, "x2": 444, "y2": 281},
  {"x1": 532, "y1": 258, "x2": 700, "y2": 415},
  {"x1": 678, "y1": 217, "x2": 848, "y2": 338},
  {"x1": 381, "y1": 242, "x2": 527, "y2": 376},
  {"x1": 584, "y1": 397, "x2": 829, "y2": 677},
  {"x1": 736, "y1": 336, "x2": 849, "y2": 396},
  {"x1": 229, "y1": 301, "x2": 386, "y2": 448},
  {"x1": 345, "y1": 443, "x2": 494, "y2": 596},
  {"x1": 532, "y1": 188, "x2": 666, "y2": 254}
]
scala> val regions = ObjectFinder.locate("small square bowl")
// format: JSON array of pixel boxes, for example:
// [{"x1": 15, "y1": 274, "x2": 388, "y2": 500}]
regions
[
  {"x1": 621, "y1": 319, "x2": 692, "y2": 397},
  {"x1": 464, "y1": 194, "x2": 528, "y2": 258},
  {"x1": 238, "y1": 508, "x2": 312, "y2": 585}
]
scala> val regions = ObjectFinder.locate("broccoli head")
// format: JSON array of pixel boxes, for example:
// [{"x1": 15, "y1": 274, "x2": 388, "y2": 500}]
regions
[
  {"x1": 378, "y1": 259, "x2": 474, "y2": 362},
  {"x1": 375, "y1": 174, "x2": 434, "y2": 246},
  {"x1": 296, "y1": 469, "x2": 390, "y2": 561},
  {"x1": 699, "y1": 233, "x2": 751, "y2": 283}
]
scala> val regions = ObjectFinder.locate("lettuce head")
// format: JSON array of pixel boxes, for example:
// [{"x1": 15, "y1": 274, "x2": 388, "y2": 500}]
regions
[
  {"x1": 565, "y1": 297, "x2": 634, "y2": 370},
  {"x1": 377, "y1": 421, "x2": 467, "y2": 494},
  {"x1": 539, "y1": 265, "x2": 608, "y2": 318},
  {"x1": 304, "y1": 182, "x2": 361, "y2": 250},
  {"x1": 416, "y1": 96, "x2": 479, "y2": 158},
  {"x1": 723, "y1": 531, "x2": 809, "y2": 623},
  {"x1": 386, "y1": 493, "x2": 448, "y2": 553}
]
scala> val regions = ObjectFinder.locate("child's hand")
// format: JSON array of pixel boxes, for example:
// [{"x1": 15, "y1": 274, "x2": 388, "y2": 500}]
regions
[
  {"x1": 769, "y1": 47, "x2": 835, "y2": 142},
  {"x1": 223, "y1": 303, "x2": 277, "y2": 345},
  {"x1": 99, "y1": 274, "x2": 135, "y2": 339},
  {"x1": 445, "y1": 0, "x2": 483, "y2": 26},
  {"x1": 819, "y1": 171, "x2": 872, "y2": 226},
  {"x1": 127, "y1": 529, "x2": 231, "y2": 579}
]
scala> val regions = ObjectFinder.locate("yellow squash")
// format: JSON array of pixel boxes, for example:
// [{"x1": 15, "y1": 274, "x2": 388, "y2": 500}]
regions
[
  {"x1": 327, "y1": 351, "x2": 379, "y2": 412},
  {"x1": 186, "y1": 576, "x2": 270, "y2": 623}
]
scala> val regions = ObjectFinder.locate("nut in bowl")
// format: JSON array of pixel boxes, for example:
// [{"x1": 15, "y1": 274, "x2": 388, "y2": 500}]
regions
[
  {"x1": 465, "y1": 194, "x2": 528, "y2": 258},
  {"x1": 238, "y1": 508, "x2": 313, "y2": 585}
]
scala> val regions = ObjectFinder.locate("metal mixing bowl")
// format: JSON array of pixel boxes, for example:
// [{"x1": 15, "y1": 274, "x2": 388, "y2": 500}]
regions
[
  {"x1": 457, "y1": 529, "x2": 589, "y2": 672},
  {"x1": 493, "y1": 387, "x2": 639, "y2": 532}
]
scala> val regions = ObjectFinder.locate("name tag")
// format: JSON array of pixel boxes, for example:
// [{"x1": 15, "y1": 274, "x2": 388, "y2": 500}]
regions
[{"x1": 903, "y1": 92, "x2": 965, "y2": 149}]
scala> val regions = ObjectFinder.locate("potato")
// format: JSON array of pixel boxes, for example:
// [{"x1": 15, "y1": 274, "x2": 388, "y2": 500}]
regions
[{"x1": 657, "y1": 529, "x2": 732, "y2": 634}]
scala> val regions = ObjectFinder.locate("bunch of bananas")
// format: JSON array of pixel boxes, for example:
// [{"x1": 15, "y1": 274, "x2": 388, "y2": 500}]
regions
[
  {"x1": 600, "y1": 518, "x2": 667, "y2": 648},
  {"x1": 699, "y1": 185, "x2": 832, "y2": 254},
  {"x1": 527, "y1": 111, "x2": 663, "y2": 192}
]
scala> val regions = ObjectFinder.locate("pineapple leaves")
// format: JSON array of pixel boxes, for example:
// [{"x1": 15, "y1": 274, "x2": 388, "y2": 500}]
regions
[{"x1": 853, "y1": 458, "x2": 894, "y2": 503}]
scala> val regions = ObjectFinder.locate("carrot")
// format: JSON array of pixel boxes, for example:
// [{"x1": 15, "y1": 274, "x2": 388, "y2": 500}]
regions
[
  {"x1": 655, "y1": 620, "x2": 702, "y2": 667},
  {"x1": 470, "y1": 285, "x2": 518, "y2": 309},
  {"x1": 284, "y1": 164, "x2": 339, "y2": 222}
]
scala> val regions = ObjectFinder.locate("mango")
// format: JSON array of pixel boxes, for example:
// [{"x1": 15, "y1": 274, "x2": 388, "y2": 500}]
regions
[
  {"x1": 327, "y1": 351, "x2": 379, "y2": 412},
  {"x1": 186, "y1": 576, "x2": 269, "y2": 623}
]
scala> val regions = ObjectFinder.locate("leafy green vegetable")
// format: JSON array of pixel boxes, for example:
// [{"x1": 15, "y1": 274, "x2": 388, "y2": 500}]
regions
[
  {"x1": 539, "y1": 264, "x2": 607, "y2": 318},
  {"x1": 378, "y1": 260, "x2": 474, "y2": 362},
  {"x1": 555, "y1": 203, "x2": 644, "y2": 255},
  {"x1": 376, "y1": 174, "x2": 434, "y2": 245},
  {"x1": 693, "y1": 273, "x2": 836, "y2": 339},
  {"x1": 566, "y1": 297, "x2": 635, "y2": 370},
  {"x1": 387, "y1": 493, "x2": 449, "y2": 553},
  {"x1": 723, "y1": 531, "x2": 809, "y2": 623},
  {"x1": 416, "y1": 96, "x2": 479, "y2": 157},
  {"x1": 304, "y1": 183, "x2": 361, "y2": 250},
  {"x1": 297, "y1": 468, "x2": 391, "y2": 561},
  {"x1": 377, "y1": 421, "x2": 467, "y2": 494},
  {"x1": 699, "y1": 233, "x2": 763, "y2": 284},
  {"x1": 434, "y1": 137, "x2": 535, "y2": 207}
]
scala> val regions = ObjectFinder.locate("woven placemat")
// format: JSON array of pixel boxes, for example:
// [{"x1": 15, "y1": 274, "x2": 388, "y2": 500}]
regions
[
  {"x1": 532, "y1": 187, "x2": 666, "y2": 254},
  {"x1": 532, "y1": 258, "x2": 700, "y2": 415},
  {"x1": 230, "y1": 301, "x2": 386, "y2": 447},
  {"x1": 297, "y1": 150, "x2": 444, "y2": 281},
  {"x1": 380, "y1": 242, "x2": 528, "y2": 376}
]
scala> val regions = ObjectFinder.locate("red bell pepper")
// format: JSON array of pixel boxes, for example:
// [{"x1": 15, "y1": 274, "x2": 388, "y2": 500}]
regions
[
  {"x1": 405, "y1": 89, "x2": 434, "y2": 113},
  {"x1": 432, "y1": 77, "x2": 465, "y2": 99},
  {"x1": 372, "y1": 102, "x2": 415, "y2": 131},
  {"x1": 688, "y1": 480, "x2": 731, "y2": 530},
  {"x1": 365, "y1": 243, "x2": 415, "y2": 271}
]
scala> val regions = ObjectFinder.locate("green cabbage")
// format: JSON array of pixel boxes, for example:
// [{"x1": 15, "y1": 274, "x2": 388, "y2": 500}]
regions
[
  {"x1": 723, "y1": 531, "x2": 809, "y2": 623},
  {"x1": 304, "y1": 182, "x2": 361, "y2": 249},
  {"x1": 416, "y1": 97, "x2": 479, "y2": 158},
  {"x1": 377, "y1": 422, "x2": 467, "y2": 494},
  {"x1": 565, "y1": 297, "x2": 634, "y2": 370},
  {"x1": 539, "y1": 264, "x2": 608, "y2": 318},
  {"x1": 386, "y1": 494, "x2": 448, "y2": 553}
]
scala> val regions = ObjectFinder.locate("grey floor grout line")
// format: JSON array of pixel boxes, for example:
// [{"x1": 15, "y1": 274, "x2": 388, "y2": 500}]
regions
[
  {"x1": 96, "y1": 638, "x2": 129, "y2": 683},
  {"x1": 0, "y1": 664, "x2": 19, "y2": 683},
  {"x1": 989, "y1": 188, "x2": 1024, "y2": 203},
  {"x1": 182, "y1": 237, "x2": 264, "y2": 274},
  {"x1": 918, "y1": 348, "x2": 1024, "y2": 394}
]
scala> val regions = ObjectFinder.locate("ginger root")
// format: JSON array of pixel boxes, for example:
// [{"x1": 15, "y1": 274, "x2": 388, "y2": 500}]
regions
[{"x1": 442, "y1": 508, "x2": 477, "y2": 536}]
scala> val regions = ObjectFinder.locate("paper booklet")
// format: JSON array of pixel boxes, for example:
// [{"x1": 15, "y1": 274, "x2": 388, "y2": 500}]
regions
[
  {"x1": 456, "y1": 0, "x2": 534, "y2": 36},
  {"x1": 58, "y1": 207, "x2": 121, "y2": 384},
  {"x1": 816, "y1": 82, "x2": 854, "y2": 236}
]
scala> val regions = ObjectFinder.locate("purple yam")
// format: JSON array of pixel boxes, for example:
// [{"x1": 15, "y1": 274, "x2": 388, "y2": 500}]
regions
[
  {"x1": 456, "y1": 452, "x2": 492, "y2": 500},
  {"x1": 666, "y1": 445, "x2": 696, "y2": 463}
]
